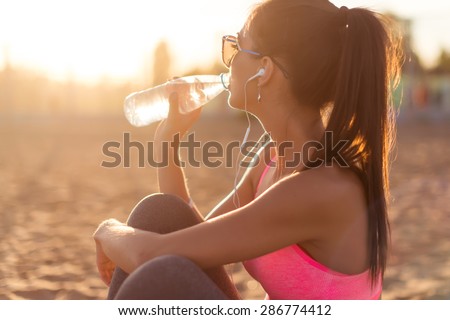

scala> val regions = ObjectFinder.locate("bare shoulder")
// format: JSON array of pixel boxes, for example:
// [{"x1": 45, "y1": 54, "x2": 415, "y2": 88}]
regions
[
  {"x1": 279, "y1": 164, "x2": 367, "y2": 222},
  {"x1": 301, "y1": 165, "x2": 364, "y2": 195}
]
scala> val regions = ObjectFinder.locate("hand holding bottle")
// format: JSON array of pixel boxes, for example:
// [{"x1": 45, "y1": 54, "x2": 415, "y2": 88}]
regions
[{"x1": 155, "y1": 90, "x2": 202, "y2": 141}]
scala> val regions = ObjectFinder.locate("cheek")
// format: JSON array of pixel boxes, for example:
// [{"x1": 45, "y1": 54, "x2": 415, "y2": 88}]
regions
[{"x1": 227, "y1": 56, "x2": 258, "y2": 109}]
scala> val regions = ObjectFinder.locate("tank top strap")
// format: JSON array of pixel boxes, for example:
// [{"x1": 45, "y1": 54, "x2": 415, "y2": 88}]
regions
[{"x1": 255, "y1": 156, "x2": 276, "y2": 196}]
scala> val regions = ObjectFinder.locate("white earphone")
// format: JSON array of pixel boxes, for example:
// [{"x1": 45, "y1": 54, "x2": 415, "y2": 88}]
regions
[
  {"x1": 241, "y1": 67, "x2": 265, "y2": 146},
  {"x1": 233, "y1": 68, "x2": 266, "y2": 208},
  {"x1": 246, "y1": 68, "x2": 265, "y2": 82}
]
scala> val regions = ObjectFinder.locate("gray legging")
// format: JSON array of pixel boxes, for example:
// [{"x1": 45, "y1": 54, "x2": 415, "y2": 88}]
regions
[{"x1": 107, "y1": 193, "x2": 241, "y2": 300}]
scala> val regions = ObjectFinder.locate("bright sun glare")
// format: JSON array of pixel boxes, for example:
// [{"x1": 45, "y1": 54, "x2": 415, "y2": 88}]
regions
[
  {"x1": 1, "y1": 0, "x2": 449, "y2": 83},
  {"x1": 0, "y1": 0, "x2": 249, "y2": 83}
]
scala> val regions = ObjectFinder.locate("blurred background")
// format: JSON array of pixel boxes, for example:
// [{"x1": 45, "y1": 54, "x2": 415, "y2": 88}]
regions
[{"x1": 0, "y1": 0, "x2": 449, "y2": 299}]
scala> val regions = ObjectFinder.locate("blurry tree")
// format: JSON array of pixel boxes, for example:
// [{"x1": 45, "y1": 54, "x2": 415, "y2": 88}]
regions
[
  {"x1": 431, "y1": 49, "x2": 450, "y2": 74},
  {"x1": 0, "y1": 46, "x2": 14, "y2": 113},
  {"x1": 402, "y1": 50, "x2": 424, "y2": 76},
  {"x1": 152, "y1": 40, "x2": 171, "y2": 86}
]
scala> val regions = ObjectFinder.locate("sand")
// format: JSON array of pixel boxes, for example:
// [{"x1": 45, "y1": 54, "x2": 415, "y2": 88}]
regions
[{"x1": 0, "y1": 111, "x2": 449, "y2": 300}]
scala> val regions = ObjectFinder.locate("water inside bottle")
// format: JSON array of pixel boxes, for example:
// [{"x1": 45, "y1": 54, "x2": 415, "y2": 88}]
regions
[
  {"x1": 124, "y1": 89, "x2": 169, "y2": 127},
  {"x1": 124, "y1": 74, "x2": 228, "y2": 127},
  {"x1": 178, "y1": 79, "x2": 225, "y2": 114}
]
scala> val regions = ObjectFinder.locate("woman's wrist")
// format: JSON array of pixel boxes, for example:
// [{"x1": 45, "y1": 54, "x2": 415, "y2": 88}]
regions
[
  {"x1": 93, "y1": 219, "x2": 123, "y2": 241},
  {"x1": 155, "y1": 120, "x2": 188, "y2": 141}
]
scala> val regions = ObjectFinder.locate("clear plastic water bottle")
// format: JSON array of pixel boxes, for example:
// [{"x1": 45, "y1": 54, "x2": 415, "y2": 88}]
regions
[{"x1": 124, "y1": 73, "x2": 230, "y2": 127}]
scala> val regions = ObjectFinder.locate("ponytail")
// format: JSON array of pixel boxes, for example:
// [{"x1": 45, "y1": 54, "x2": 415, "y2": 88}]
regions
[{"x1": 325, "y1": 8, "x2": 402, "y2": 285}]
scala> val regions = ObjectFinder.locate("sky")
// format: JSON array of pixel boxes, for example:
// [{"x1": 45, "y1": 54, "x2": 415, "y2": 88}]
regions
[{"x1": 0, "y1": 0, "x2": 449, "y2": 83}]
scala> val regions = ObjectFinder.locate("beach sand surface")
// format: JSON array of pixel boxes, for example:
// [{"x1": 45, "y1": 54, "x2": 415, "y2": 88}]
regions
[{"x1": 0, "y1": 112, "x2": 449, "y2": 299}]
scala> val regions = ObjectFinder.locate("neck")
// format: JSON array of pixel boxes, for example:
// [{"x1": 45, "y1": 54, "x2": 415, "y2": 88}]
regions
[{"x1": 257, "y1": 99, "x2": 325, "y2": 174}]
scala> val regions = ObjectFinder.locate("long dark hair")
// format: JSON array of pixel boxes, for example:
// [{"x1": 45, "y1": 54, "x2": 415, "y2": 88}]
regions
[{"x1": 246, "y1": 0, "x2": 402, "y2": 284}]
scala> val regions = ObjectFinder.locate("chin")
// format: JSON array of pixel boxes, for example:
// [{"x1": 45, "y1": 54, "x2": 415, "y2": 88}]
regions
[
  {"x1": 227, "y1": 94, "x2": 235, "y2": 108},
  {"x1": 227, "y1": 86, "x2": 244, "y2": 110},
  {"x1": 227, "y1": 94, "x2": 243, "y2": 110}
]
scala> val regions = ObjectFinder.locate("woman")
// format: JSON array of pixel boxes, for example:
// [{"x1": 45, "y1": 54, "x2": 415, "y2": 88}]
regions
[{"x1": 94, "y1": 0, "x2": 401, "y2": 299}]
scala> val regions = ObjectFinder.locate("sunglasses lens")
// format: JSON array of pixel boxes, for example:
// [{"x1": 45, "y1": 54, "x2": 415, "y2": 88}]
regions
[{"x1": 222, "y1": 36, "x2": 237, "y2": 68}]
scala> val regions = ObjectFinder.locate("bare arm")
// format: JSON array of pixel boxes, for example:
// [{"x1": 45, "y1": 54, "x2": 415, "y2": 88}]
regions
[
  {"x1": 205, "y1": 140, "x2": 272, "y2": 220},
  {"x1": 94, "y1": 168, "x2": 352, "y2": 273},
  {"x1": 153, "y1": 93, "x2": 203, "y2": 218}
]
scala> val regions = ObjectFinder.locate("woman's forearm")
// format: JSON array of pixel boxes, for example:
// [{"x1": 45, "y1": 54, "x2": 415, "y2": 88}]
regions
[
  {"x1": 94, "y1": 222, "x2": 158, "y2": 274},
  {"x1": 154, "y1": 127, "x2": 191, "y2": 204}
]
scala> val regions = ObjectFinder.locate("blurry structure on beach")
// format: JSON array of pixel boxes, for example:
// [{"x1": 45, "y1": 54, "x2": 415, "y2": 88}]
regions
[{"x1": 390, "y1": 14, "x2": 450, "y2": 118}]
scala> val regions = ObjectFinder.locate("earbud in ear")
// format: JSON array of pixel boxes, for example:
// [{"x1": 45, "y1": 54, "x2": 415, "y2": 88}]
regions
[
  {"x1": 255, "y1": 68, "x2": 265, "y2": 77},
  {"x1": 247, "y1": 68, "x2": 265, "y2": 82}
]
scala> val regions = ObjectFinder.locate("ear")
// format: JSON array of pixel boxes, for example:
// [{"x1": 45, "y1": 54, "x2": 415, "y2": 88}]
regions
[{"x1": 257, "y1": 56, "x2": 275, "y2": 87}]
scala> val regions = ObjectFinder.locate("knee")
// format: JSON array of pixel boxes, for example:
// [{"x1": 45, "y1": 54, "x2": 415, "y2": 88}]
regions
[
  {"x1": 126, "y1": 193, "x2": 202, "y2": 232},
  {"x1": 133, "y1": 193, "x2": 184, "y2": 215},
  {"x1": 114, "y1": 255, "x2": 207, "y2": 299},
  {"x1": 138, "y1": 254, "x2": 196, "y2": 276},
  {"x1": 115, "y1": 255, "x2": 229, "y2": 300}
]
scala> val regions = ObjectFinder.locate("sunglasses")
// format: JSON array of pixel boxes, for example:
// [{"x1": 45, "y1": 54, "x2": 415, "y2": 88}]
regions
[
  {"x1": 222, "y1": 34, "x2": 261, "y2": 68},
  {"x1": 221, "y1": 34, "x2": 290, "y2": 78}
]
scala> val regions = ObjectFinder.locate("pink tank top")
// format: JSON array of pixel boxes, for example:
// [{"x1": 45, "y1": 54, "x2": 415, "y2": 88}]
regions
[{"x1": 242, "y1": 158, "x2": 382, "y2": 300}]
